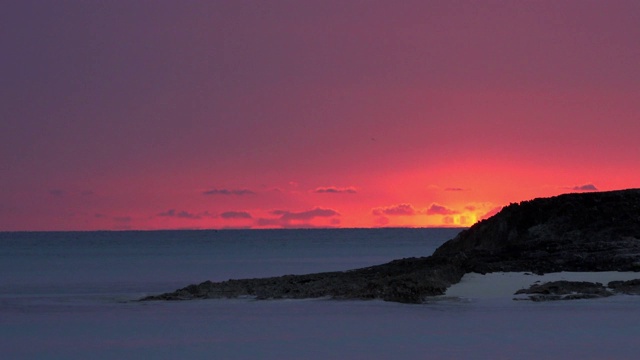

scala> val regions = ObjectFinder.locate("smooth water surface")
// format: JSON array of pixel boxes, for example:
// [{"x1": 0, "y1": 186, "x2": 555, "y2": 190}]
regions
[{"x1": 2, "y1": 228, "x2": 639, "y2": 359}]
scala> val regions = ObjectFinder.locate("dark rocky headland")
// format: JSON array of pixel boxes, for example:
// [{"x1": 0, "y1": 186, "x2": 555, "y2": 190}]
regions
[{"x1": 142, "y1": 189, "x2": 640, "y2": 303}]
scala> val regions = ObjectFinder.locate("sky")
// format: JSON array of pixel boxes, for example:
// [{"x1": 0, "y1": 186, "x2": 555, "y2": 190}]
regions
[{"x1": 2, "y1": 0, "x2": 639, "y2": 231}]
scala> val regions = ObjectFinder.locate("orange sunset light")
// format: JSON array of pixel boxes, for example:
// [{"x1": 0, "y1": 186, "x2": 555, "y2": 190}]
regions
[{"x1": 2, "y1": 1, "x2": 639, "y2": 231}]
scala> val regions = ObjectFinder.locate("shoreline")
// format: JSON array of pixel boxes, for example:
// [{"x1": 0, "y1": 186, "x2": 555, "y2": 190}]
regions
[{"x1": 444, "y1": 271, "x2": 640, "y2": 299}]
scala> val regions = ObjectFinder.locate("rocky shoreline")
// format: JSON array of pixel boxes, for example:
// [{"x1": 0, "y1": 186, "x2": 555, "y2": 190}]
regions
[
  {"x1": 142, "y1": 189, "x2": 640, "y2": 303},
  {"x1": 514, "y1": 279, "x2": 640, "y2": 301},
  {"x1": 142, "y1": 255, "x2": 467, "y2": 303}
]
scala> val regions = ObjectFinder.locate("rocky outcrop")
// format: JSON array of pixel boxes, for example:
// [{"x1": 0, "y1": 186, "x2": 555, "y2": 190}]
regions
[
  {"x1": 142, "y1": 189, "x2": 640, "y2": 304},
  {"x1": 142, "y1": 254, "x2": 467, "y2": 303},
  {"x1": 608, "y1": 279, "x2": 640, "y2": 295},
  {"x1": 514, "y1": 278, "x2": 640, "y2": 301},
  {"x1": 434, "y1": 189, "x2": 640, "y2": 274},
  {"x1": 514, "y1": 281, "x2": 613, "y2": 301}
]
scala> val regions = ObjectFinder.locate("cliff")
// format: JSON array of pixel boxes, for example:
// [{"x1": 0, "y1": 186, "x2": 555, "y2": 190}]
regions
[
  {"x1": 142, "y1": 189, "x2": 640, "y2": 303},
  {"x1": 434, "y1": 188, "x2": 640, "y2": 274}
]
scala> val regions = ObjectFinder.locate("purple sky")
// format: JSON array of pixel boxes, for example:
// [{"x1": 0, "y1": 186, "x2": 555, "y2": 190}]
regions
[{"x1": 2, "y1": 1, "x2": 639, "y2": 230}]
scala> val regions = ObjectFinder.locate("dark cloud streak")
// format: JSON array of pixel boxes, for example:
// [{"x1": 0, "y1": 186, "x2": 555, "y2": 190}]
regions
[
  {"x1": 372, "y1": 204, "x2": 416, "y2": 216},
  {"x1": 255, "y1": 207, "x2": 340, "y2": 228},
  {"x1": 426, "y1": 204, "x2": 458, "y2": 215},
  {"x1": 157, "y1": 209, "x2": 213, "y2": 220},
  {"x1": 203, "y1": 188, "x2": 256, "y2": 196},
  {"x1": 314, "y1": 187, "x2": 357, "y2": 194},
  {"x1": 220, "y1": 211, "x2": 252, "y2": 219},
  {"x1": 271, "y1": 208, "x2": 339, "y2": 221},
  {"x1": 570, "y1": 184, "x2": 598, "y2": 191}
]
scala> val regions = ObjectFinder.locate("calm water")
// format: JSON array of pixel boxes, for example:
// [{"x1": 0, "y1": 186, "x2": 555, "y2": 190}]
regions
[
  {"x1": 2, "y1": 228, "x2": 640, "y2": 359},
  {"x1": 0, "y1": 228, "x2": 457, "y2": 298}
]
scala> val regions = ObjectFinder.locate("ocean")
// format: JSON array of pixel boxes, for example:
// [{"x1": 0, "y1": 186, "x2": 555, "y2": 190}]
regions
[{"x1": 2, "y1": 228, "x2": 639, "y2": 359}]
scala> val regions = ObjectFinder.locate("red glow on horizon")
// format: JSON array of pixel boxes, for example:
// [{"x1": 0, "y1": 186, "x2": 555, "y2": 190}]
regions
[{"x1": 2, "y1": 1, "x2": 639, "y2": 231}]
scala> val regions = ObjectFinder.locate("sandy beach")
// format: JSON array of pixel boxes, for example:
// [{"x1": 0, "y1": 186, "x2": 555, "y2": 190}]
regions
[{"x1": 444, "y1": 271, "x2": 640, "y2": 299}]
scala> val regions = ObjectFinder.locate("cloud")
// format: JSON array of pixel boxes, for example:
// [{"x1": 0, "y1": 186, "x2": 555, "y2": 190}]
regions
[
  {"x1": 220, "y1": 211, "x2": 252, "y2": 219},
  {"x1": 444, "y1": 187, "x2": 465, "y2": 192},
  {"x1": 372, "y1": 204, "x2": 417, "y2": 216},
  {"x1": 157, "y1": 209, "x2": 213, "y2": 220},
  {"x1": 570, "y1": 184, "x2": 598, "y2": 191},
  {"x1": 256, "y1": 207, "x2": 340, "y2": 228},
  {"x1": 271, "y1": 208, "x2": 339, "y2": 221},
  {"x1": 314, "y1": 186, "x2": 357, "y2": 194},
  {"x1": 203, "y1": 188, "x2": 256, "y2": 196},
  {"x1": 426, "y1": 204, "x2": 458, "y2": 215}
]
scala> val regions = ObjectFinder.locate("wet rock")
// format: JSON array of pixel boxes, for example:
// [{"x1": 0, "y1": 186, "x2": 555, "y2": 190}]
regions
[{"x1": 608, "y1": 279, "x2": 640, "y2": 295}]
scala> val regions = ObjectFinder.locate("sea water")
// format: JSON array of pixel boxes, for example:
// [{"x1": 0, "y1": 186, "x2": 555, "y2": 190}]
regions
[{"x1": 1, "y1": 228, "x2": 639, "y2": 359}]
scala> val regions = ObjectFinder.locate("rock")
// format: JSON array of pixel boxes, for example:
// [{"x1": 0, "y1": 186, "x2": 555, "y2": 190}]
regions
[
  {"x1": 142, "y1": 189, "x2": 640, "y2": 304},
  {"x1": 608, "y1": 279, "x2": 640, "y2": 295},
  {"x1": 433, "y1": 189, "x2": 640, "y2": 274},
  {"x1": 141, "y1": 256, "x2": 467, "y2": 304},
  {"x1": 514, "y1": 281, "x2": 613, "y2": 301}
]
